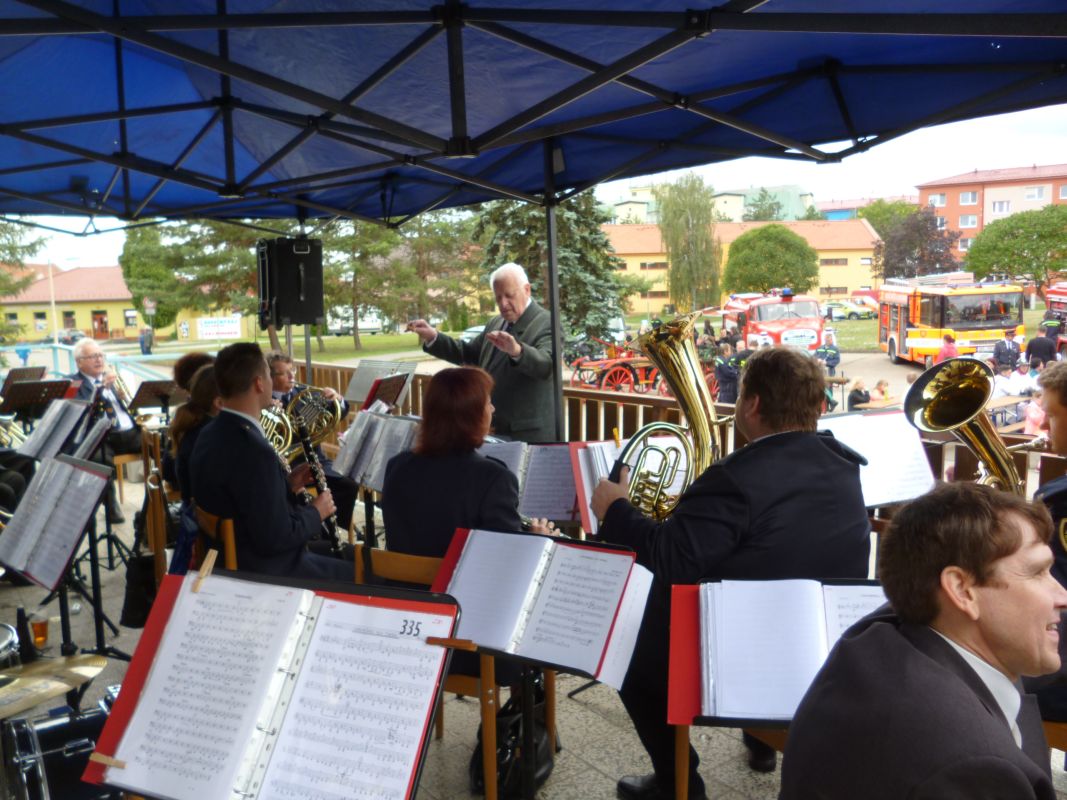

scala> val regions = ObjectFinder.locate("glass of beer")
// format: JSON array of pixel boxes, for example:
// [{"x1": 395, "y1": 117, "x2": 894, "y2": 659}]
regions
[{"x1": 29, "y1": 611, "x2": 48, "y2": 649}]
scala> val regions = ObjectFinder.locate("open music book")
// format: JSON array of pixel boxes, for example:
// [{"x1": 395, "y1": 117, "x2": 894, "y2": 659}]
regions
[
  {"x1": 0, "y1": 455, "x2": 109, "y2": 589},
  {"x1": 477, "y1": 441, "x2": 579, "y2": 522},
  {"x1": 698, "y1": 580, "x2": 885, "y2": 719},
  {"x1": 17, "y1": 398, "x2": 90, "y2": 460},
  {"x1": 334, "y1": 411, "x2": 419, "y2": 492},
  {"x1": 85, "y1": 572, "x2": 458, "y2": 800},
  {"x1": 433, "y1": 528, "x2": 652, "y2": 689}
]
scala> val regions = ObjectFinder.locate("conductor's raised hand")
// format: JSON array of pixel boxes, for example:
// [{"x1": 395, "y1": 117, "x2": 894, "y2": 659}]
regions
[
  {"x1": 312, "y1": 489, "x2": 336, "y2": 521},
  {"x1": 406, "y1": 319, "x2": 438, "y2": 344},
  {"x1": 591, "y1": 466, "x2": 630, "y2": 520},
  {"x1": 287, "y1": 463, "x2": 312, "y2": 493},
  {"x1": 485, "y1": 329, "x2": 521, "y2": 358}
]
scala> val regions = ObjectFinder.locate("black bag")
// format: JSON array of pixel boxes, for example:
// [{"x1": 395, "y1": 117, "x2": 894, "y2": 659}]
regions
[
  {"x1": 119, "y1": 550, "x2": 157, "y2": 628},
  {"x1": 468, "y1": 687, "x2": 555, "y2": 798}
]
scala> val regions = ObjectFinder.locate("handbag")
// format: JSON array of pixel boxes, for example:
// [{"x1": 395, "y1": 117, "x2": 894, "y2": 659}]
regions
[
  {"x1": 468, "y1": 678, "x2": 555, "y2": 798},
  {"x1": 119, "y1": 549, "x2": 157, "y2": 628}
]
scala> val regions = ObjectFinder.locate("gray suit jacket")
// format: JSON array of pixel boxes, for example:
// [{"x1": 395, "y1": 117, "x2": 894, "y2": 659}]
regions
[
  {"x1": 780, "y1": 607, "x2": 1054, "y2": 800},
  {"x1": 424, "y1": 300, "x2": 555, "y2": 442}
]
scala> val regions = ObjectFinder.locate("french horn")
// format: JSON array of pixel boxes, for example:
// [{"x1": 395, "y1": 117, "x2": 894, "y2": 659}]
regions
[{"x1": 260, "y1": 386, "x2": 343, "y2": 462}]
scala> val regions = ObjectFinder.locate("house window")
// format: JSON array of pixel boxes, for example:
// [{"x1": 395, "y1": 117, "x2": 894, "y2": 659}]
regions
[
  {"x1": 928, "y1": 193, "x2": 946, "y2": 207},
  {"x1": 960, "y1": 191, "x2": 978, "y2": 205},
  {"x1": 959, "y1": 238, "x2": 973, "y2": 252},
  {"x1": 935, "y1": 216, "x2": 946, "y2": 230},
  {"x1": 860, "y1": 257, "x2": 872, "y2": 266},
  {"x1": 819, "y1": 286, "x2": 847, "y2": 295},
  {"x1": 1025, "y1": 185, "x2": 1046, "y2": 201},
  {"x1": 33, "y1": 311, "x2": 46, "y2": 331},
  {"x1": 819, "y1": 258, "x2": 848, "y2": 266},
  {"x1": 639, "y1": 261, "x2": 668, "y2": 270},
  {"x1": 1060, "y1": 185, "x2": 1067, "y2": 200},
  {"x1": 5, "y1": 313, "x2": 17, "y2": 324},
  {"x1": 992, "y1": 200, "x2": 1011, "y2": 214},
  {"x1": 124, "y1": 309, "x2": 138, "y2": 327},
  {"x1": 959, "y1": 215, "x2": 978, "y2": 228},
  {"x1": 62, "y1": 311, "x2": 75, "y2": 328}
]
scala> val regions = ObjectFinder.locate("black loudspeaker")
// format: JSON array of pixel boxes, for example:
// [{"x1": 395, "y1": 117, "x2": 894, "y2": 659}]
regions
[{"x1": 256, "y1": 237, "x2": 324, "y2": 327}]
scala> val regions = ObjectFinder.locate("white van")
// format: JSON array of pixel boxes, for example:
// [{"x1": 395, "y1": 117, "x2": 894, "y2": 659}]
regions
[{"x1": 327, "y1": 306, "x2": 383, "y2": 336}]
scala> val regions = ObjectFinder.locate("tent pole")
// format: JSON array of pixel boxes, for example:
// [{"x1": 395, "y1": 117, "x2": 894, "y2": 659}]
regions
[{"x1": 543, "y1": 139, "x2": 564, "y2": 442}]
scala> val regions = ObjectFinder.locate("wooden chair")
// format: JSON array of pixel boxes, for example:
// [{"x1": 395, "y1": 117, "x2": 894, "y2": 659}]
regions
[
  {"x1": 354, "y1": 544, "x2": 502, "y2": 800},
  {"x1": 112, "y1": 451, "x2": 141, "y2": 504},
  {"x1": 142, "y1": 428, "x2": 181, "y2": 502},
  {"x1": 143, "y1": 471, "x2": 169, "y2": 587},
  {"x1": 194, "y1": 503, "x2": 237, "y2": 571},
  {"x1": 1043, "y1": 720, "x2": 1067, "y2": 751}
]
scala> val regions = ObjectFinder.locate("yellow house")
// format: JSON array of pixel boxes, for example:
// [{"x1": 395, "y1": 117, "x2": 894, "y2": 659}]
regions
[{"x1": 603, "y1": 219, "x2": 882, "y2": 313}]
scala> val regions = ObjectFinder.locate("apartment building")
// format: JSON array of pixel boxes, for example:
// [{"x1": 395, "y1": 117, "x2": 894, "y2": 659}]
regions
[{"x1": 916, "y1": 164, "x2": 1067, "y2": 259}]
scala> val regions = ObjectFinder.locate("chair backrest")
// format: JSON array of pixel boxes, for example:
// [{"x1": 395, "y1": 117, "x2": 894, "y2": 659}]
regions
[
  {"x1": 352, "y1": 543, "x2": 441, "y2": 587},
  {"x1": 141, "y1": 428, "x2": 162, "y2": 478},
  {"x1": 144, "y1": 470, "x2": 169, "y2": 587},
  {"x1": 194, "y1": 503, "x2": 238, "y2": 571}
]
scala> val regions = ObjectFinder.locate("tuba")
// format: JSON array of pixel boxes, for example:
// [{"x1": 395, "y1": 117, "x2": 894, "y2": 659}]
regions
[
  {"x1": 614, "y1": 312, "x2": 726, "y2": 519},
  {"x1": 903, "y1": 357, "x2": 1027, "y2": 495}
]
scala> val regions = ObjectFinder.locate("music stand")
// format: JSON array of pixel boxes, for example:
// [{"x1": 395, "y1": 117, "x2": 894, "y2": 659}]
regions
[
  {"x1": 0, "y1": 366, "x2": 46, "y2": 398},
  {"x1": 128, "y1": 379, "x2": 187, "y2": 425},
  {"x1": 344, "y1": 360, "x2": 416, "y2": 407},
  {"x1": 360, "y1": 373, "x2": 409, "y2": 411},
  {"x1": 0, "y1": 379, "x2": 73, "y2": 426}
]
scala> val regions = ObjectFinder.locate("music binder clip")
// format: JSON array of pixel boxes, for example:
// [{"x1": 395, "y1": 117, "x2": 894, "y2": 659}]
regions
[
  {"x1": 193, "y1": 549, "x2": 218, "y2": 593},
  {"x1": 89, "y1": 752, "x2": 127, "y2": 770},
  {"x1": 425, "y1": 636, "x2": 477, "y2": 652}
]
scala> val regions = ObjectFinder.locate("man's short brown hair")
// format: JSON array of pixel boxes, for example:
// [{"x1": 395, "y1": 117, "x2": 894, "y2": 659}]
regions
[
  {"x1": 214, "y1": 343, "x2": 268, "y2": 398},
  {"x1": 738, "y1": 346, "x2": 825, "y2": 431},
  {"x1": 878, "y1": 482, "x2": 1052, "y2": 625},
  {"x1": 1039, "y1": 361, "x2": 1067, "y2": 405},
  {"x1": 173, "y1": 351, "x2": 215, "y2": 391}
]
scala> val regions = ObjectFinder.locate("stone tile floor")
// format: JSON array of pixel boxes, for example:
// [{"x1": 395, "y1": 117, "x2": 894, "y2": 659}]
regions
[{"x1": 2, "y1": 482, "x2": 1067, "y2": 799}]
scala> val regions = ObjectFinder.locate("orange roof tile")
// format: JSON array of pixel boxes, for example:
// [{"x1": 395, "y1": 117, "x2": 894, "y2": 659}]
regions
[
  {"x1": 603, "y1": 219, "x2": 880, "y2": 255},
  {"x1": 0, "y1": 265, "x2": 131, "y2": 304},
  {"x1": 917, "y1": 163, "x2": 1067, "y2": 188}
]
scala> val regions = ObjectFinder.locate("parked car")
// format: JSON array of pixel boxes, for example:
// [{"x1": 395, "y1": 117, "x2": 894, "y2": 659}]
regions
[
  {"x1": 823, "y1": 301, "x2": 874, "y2": 321},
  {"x1": 39, "y1": 328, "x2": 85, "y2": 344},
  {"x1": 460, "y1": 325, "x2": 485, "y2": 343}
]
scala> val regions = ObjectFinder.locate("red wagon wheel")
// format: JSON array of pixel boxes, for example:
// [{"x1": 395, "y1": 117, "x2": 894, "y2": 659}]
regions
[
  {"x1": 633, "y1": 367, "x2": 658, "y2": 394},
  {"x1": 569, "y1": 358, "x2": 598, "y2": 387},
  {"x1": 600, "y1": 365, "x2": 635, "y2": 392}
]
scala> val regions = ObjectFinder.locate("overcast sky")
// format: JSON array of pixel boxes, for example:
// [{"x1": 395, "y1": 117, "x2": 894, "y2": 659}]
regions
[{"x1": 26, "y1": 103, "x2": 1067, "y2": 269}]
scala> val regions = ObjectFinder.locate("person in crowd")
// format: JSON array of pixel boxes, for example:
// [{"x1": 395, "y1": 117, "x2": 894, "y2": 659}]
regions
[
  {"x1": 69, "y1": 338, "x2": 141, "y2": 523},
  {"x1": 935, "y1": 333, "x2": 959, "y2": 363},
  {"x1": 814, "y1": 333, "x2": 841, "y2": 377},
  {"x1": 713, "y1": 343, "x2": 739, "y2": 404},
  {"x1": 1028, "y1": 324, "x2": 1059, "y2": 366},
  {"x1": 162, "y1": 351, "x2": 216, "y2": 487},
  {"x1": 1030, "y1": 357, "x2": 1045, "y2": 379},
  {"x1": 992, "y1": 364, "x2": 1014, "y2": 399},
  {"x1": 870, "y1": 379, "x2": 891, "y2": 401},
  {"x1": 590, "y1": 347, "x2": 870, "y2": 798},
  {"x1": 781, "y1": 483, "x2": 1065, "y2": 799},
  {"x1": 190, "y1": 343, "x2": 348, "y2": 580},
  {"x1": 702, "y1": 319, "x2": 714, "y2": 340},
  {"x1": 847, "y1": 378, "x2": 870, "y2": 411},
  {"x1": 267, "y1": 352, "x2": 357, "y2": 535},
  {"x1": 1024, "y1": 389, "x2": 1047, "y2": 436},
  {"x1": 408, "y1": 262, "x2": 555, "y2": 443},
  {"x1": 994, "y1": 327, "x2": 1022, "y2": 370},
  {"x1": 170, "y1": 365, "x2": 219, "y2": 504},
  {"x1": 1009, "y1": 360, "x2": 1039, "y2": 396}
]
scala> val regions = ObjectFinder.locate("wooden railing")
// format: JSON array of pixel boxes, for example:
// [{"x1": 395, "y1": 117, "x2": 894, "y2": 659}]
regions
[{"x1": 297, "y1": 360, "x2": 1067, "y2": 492}]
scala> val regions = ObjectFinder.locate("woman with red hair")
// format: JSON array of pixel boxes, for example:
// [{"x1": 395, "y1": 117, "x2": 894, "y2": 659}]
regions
[{"x1": 382, "y1": 367, "x2": 551, "y2": 558}]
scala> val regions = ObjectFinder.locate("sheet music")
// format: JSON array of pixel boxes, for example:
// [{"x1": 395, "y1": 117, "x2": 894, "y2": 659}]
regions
[
  {"x1": 109, "y1": 575, "x2": 310, "y2": 800},
  {"x1": 72, "y1": 417, "x2": 112, "y2": 460},
  {"x1": 822, "y1": 584, "x2": 886, "y2": 646},
  {"x1": 597, "y1": 564, "x2": 653, "y2": 690},
  {"x1": 18, "y1": 399, "x2": 86, "y2": 460},
  {"x1": 447, "y1": 530, "x2": 553, "y2": 652},
  {"x1": 515, "y1": 544, "x2": 633, "y2": 675},
  {"x1": 818, "y1": 412, "x2": 935, "y2": 507},
  {"x1": 713, "y1": 580, "x2": 829, "y2": 720},
  {"x1": 333, "y1": 411, "x2": 373, "y2": 478},
  {"x1": 364, "y1": 417, "x2": 418, "y2": 493},
  {"x1": 477, "y1": 441, "x2": 527, "y2": 481},
  {"x1": 520, "y1": 445, "x2": 578, "y2": 521},
  {"x1": 349, "y1": 415, "x2": 385, "y2": 484},
  {"x1": 256, "y1": 600, "x2": 453, "y2": 800}
]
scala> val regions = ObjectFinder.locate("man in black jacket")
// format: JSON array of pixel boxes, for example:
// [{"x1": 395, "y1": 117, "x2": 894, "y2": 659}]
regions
[
  {"x1": 591, "y1": 346, "x2": 870, "y2": 800},
  {"x1": 1026, "y1": 326, "x2": 1059, "y2": 367}
]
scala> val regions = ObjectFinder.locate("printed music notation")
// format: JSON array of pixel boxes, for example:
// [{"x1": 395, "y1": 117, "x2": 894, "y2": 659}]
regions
[{"x1": 257, "y1": 601, "x2": 451, "y2": 800}]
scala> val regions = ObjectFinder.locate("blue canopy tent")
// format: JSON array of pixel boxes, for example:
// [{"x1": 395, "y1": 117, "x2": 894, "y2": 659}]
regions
[{"x1": 2, "y1": 0, "x2": 1066, "y2": 434}]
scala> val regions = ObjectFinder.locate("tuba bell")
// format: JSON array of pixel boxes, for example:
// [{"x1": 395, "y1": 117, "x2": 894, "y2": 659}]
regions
[
  {"x1": 903, "y1": 357, "x2": 1024, "y2": 495},
  {"x1": 614, "y1": 312, "x2": 726, "y2": 519}
]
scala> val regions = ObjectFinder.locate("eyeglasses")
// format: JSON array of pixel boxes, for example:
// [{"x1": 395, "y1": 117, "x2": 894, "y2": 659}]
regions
[{"x1": 77, "y1": 353, "x2": 105, "y2": 361}]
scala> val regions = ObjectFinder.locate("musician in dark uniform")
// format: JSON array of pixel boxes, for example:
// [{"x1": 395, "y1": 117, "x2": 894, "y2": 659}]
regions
[
  {"x1": 190, "y1": 343, "x2": 348, "y2": 580},
  {"x1": 591, "y1": 346, "x2": 870, "y2": 800},
  {"x1": 267, "y1": 352, "x2": 357, "y2": 535},
  {"x1": 69, "y1": 338, "x2": 141, "y2": 522}
]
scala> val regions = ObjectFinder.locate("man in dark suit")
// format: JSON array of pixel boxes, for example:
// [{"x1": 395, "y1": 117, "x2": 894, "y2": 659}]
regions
[
  {"x1": 591, "y1": 346, "x2": 870, "y2": 800},
  {"x1": 1027, "y1": 326, "x2": 1059, "y2": 367},
  {"x1": 408, "y1": 262, "x2": 555, "y2": 443},
  {"x1": 69, "y1": 338, "x2": 141, "y2": 522},
  {"x1": 190, "y1": 343, "x2": 349, "y2": 580},
  {"x1": 781, "y1": 483, "x2": 1066, "y2": 799},
  {"x1": 994, "y1": 327, "x2": 1022, "y2": 369}
]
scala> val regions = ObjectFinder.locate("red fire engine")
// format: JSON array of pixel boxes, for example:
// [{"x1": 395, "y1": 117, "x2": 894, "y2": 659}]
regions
[{"x1": 721, "y1": 289, "x2": 826, "y2": 352}]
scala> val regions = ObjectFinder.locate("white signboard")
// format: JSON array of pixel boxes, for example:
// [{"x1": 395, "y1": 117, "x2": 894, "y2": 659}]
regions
[{"x1": 196, "y1": 316, "x2": 242, "y2": 340}]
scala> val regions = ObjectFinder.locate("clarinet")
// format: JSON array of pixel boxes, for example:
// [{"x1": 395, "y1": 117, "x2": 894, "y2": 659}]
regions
[{"x1": 296, "y1": 419, "x2": 343, "y2": 556}]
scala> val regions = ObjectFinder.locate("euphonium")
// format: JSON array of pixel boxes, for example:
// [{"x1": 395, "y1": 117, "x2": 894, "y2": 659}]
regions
[
  {"x1": 615, "y1": 312, "x2": 725, "y2": 519},
  {"x1": 903, "y1": 357, "x2": 1023, "y2": 495}
]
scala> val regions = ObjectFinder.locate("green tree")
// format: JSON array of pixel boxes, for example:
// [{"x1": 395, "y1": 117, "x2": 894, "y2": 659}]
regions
[
  {"x1": 722, "y1": 224, "x2": 818, "y2": 294},
  {"x1": 653, "y1": 175, "x2": 720, "y2": 312},
  {"x1": 799, "y1": 205, "x2": 825, "y2": 221},
  {"x1": 119, "y1": 224, "x2": 182, "y2": 328},
  {"x1": 966, "y1": 205, "x2": 1067, "y2": 298},
  {"x1": 858, "y1": 198, "x2": 916, "y2": 239},
  {"x1": 474, "y1": 191, "x2": 641, "y2": 339},
  {"x1": 742, "y1": 188, "x2": 783, "y2": 222},
  {"x1": 0, "y1": 220, "x2": 43, "y2": 341},
  {"x1": 873, "y1": 208, "x2": 959, "y2": 280}
]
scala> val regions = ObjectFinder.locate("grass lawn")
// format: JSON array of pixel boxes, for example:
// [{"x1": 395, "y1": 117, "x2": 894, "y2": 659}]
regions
[{"x1": 249, "y1": 331, "x2": 428, "y2": 362}]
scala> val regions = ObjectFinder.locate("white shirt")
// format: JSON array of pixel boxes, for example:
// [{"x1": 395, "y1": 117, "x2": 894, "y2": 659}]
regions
[
  {"x1": 81, "y1": 372, "x2": 134, "y2": 431},
  {"x1": 1007, "y1": 370, "x2": 1037, "y2": 395},
  {"x1": 934, "y1": 629, "x2": 1022, "y2": 748}
]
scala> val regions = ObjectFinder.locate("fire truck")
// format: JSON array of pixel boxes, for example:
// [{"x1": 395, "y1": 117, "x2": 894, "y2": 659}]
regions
[
  {"x1": 721, "y1": 289, "x2": 825, "y2": 352},
  {"x1": 1041, "y1": 281, "x2": 1067, "y2": 355}
]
